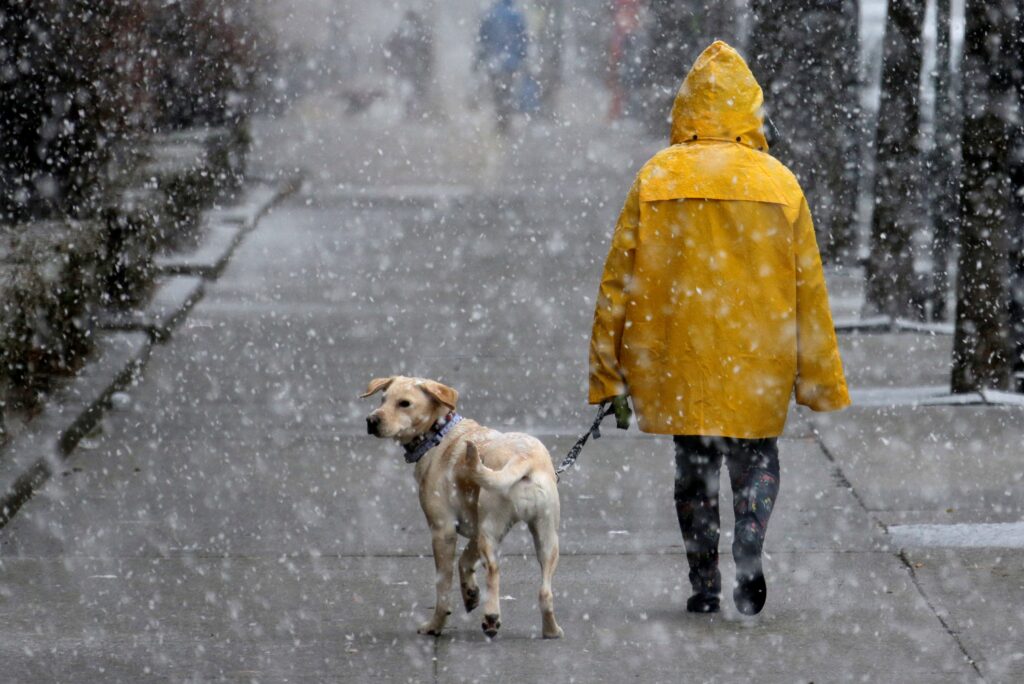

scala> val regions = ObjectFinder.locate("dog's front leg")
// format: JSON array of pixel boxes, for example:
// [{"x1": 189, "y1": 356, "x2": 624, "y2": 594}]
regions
[{"x1": 418, "y1": 525, "x2": 456, "y2": 636}]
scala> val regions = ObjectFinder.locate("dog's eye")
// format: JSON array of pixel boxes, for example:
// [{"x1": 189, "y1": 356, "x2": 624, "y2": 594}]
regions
[{"x1": 398, "y1": 400, "x2": 411, "y2": 408}]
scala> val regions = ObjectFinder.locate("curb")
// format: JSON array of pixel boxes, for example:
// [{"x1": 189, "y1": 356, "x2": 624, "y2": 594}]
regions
[
  {"x1": 154, "y1": 177, "x2": 295, "y2": 277},
  {"x1": 0, "y1": 331, "x2": 150, "y2": 526},
  {"x1": 0, "y1": 173, "x2": 300, "y2": 529},
  {"x1": 834, "y1": 316, "x2": 955, "y2": 336},
  {"x1": 154, "y1": 223, "x2": 246, "y2": 278},
  {"x1": 847, "y1": 385, "x2": 1024, "y2": 408},
  {"x1": 98, "y1": 275, "x2": 205, "y2": 342}
]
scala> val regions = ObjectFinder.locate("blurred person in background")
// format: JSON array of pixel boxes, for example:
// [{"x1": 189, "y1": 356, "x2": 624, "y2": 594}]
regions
[
  {"x1": 607, "y1": 0, "x2": 644, "y2": 120},
  {"x1": 589, "y1": 42, "x2": 850, "y2": 616},
  {"x1": 528, "y1": 0, "x2": 564, "y2": 118},
  {"x1": 475, "y1": 0, "x2": 528, "y2": 134},
  {"x1": 386, "y1": 9, "x2": 434, "y2": 118}
]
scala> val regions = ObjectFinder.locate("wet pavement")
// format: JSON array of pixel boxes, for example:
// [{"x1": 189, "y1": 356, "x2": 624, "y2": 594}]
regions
[{"x1": 0, "y1": 93, "x2": 1019, "y2": 682}]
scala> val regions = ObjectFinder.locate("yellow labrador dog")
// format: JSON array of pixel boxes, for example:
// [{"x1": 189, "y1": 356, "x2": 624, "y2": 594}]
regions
[{"x1": 362, "y1": 375, "x2": 563, "y2": 639}]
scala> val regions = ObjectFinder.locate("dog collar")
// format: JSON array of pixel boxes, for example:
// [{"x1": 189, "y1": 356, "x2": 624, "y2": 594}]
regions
[{"x1": 403, "y1": 412, "x2": 462, "y2": 464}]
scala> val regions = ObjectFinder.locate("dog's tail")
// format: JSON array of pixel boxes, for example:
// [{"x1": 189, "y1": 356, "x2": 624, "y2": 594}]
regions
[{"x1": 466, "y1": 442, "x2": 532, "y2": 494}]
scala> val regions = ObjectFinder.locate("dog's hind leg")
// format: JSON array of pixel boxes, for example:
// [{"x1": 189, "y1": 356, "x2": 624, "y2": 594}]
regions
[
  {"x1": 478, "y1": 526, "x2": 503, "y2": 638},
  {"x1": 529, "y1": 511, "x2": 564, "y2": 639},
  {"x1": 459, "y1": 539, "x2": 481, "y2": 612},
  {"x1": 417, "y1": 525, "x2": 456, "y2": 636}
]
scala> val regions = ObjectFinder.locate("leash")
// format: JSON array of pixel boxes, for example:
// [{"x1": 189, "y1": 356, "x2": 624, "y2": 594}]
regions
[{"x1": 555, "y1": 402, "x2": 614, "y2": 480}]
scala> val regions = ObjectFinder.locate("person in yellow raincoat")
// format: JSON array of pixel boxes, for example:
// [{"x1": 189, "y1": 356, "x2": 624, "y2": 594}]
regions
[{"x1": 589, "y1": 41, "x2": 850, "y2": 615}]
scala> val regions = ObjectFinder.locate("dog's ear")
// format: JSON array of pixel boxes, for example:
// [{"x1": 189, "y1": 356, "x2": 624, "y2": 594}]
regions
[
  {"x1": 360, "y1": 376, "x2": 395, "y2": 398},
  {"x1": 419, "y1": 380, "x2": 459, "y2": 410}
]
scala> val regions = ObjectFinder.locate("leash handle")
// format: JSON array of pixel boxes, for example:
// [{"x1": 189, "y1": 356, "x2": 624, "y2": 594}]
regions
[{"x1": 556, "y1": 403, "x2": 614, "y2": 479}]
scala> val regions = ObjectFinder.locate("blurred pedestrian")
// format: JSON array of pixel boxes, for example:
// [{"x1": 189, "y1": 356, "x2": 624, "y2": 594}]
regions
[
  {"x1": 387, "y1": 10, "x2": 433, "y2": 118},
  {"x1": 530, "y1": 1, "x2": 563, "y2": 118},
  {"x1": 607, "y1": 0, "x2": 643, "y2": 120},
  {"x1": 475, "y1": 0, "x2": 528, "y2": 134},
  {"x1": 588, "y1": 42, "x2": 850, "y2": 616}
]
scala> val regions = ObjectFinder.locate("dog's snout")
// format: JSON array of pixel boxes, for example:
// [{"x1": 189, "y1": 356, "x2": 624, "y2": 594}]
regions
[{"x1": 367, "y1": 414, "x2": 381, "y2": 435}]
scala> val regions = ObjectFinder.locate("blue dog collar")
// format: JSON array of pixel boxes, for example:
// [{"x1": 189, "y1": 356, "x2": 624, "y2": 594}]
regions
[{"x1": 403, "y1": 413, "x2": 462, "y2": 464}]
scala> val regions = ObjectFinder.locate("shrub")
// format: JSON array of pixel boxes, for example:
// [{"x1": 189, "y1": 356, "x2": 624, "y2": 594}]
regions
[{"x1": 0, "y1": 1, "x2": 146, "y2": 221}]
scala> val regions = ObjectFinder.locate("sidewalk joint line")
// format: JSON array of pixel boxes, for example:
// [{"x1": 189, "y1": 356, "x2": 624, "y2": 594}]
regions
[
  {"x1": 813, "y1": 425, "x2": 986, "y2": 680},
  {"x1": 811, "y1": 429, "x2": 884, "y2": 531},
  {"x1": 897, "y1": 550, "x2": 986, "y2": 680}
]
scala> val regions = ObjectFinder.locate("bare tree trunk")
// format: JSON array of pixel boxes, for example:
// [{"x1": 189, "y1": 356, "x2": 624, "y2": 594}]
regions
[
  {"x1": 950, "y1": 0, "x2": 1016, "y2": 393},
  {"x1": 1009, "y1": 3, "x2": 1024, "y2": 387},
  {"x1": 825, "y1": 0, "x2": 861, "y2": 265},
  {"x1": 642, "y1": 0, "x2": 739, "y2": 137},
  {"x1": 926, "y1": 0, "x2": 960, "y2": 322},
  {"x1": 865, "y1": 0, "x2": 925, "y2": 318},
  {"x1": 748, "y1": 0, "x2": 793, "y2": 155},
  {"x1": 749, "y1": 0, "x2": 860, "y2": 262}
]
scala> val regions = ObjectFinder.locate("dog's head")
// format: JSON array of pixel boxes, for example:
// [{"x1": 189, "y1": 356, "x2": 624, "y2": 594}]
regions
[{"x1": 361, "y1": 376, "x2": 459, "y2": 442}]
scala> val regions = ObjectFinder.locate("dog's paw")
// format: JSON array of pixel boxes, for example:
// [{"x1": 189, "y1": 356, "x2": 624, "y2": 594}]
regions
[
  {"x1": 481, "y1": 613, "x2": 501, "y2": 639},
  {"x1": 543, "y1": 624, "x2": 564, "y2": 639},
  {"x1": 462, "y1": 585, "x2": 480, "y2": 613},
  {"x1": 417, "y1": 622, "x2": 444, "y2": 637}
]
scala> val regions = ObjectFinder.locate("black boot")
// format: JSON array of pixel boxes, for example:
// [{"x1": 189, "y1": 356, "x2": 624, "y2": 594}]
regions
[
  {"x1": 686, "y1": 593, "x2": 721, "y2": 614},
  {"x1": 733, "y1": 568, "x2": 767, "y2": 615},
  {"x1": 732, "y1": 515, "x2": 771, "y2": 615}
]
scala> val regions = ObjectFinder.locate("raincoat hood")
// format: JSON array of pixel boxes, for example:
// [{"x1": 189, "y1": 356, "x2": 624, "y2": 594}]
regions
[{"x1": 670, "y1": 41, "x2": 768, "y2": 150}]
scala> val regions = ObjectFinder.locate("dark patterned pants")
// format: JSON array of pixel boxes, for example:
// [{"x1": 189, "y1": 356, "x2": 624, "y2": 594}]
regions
[{"x1": 673, "y1": 436, "x2": 780, "y2": 597}]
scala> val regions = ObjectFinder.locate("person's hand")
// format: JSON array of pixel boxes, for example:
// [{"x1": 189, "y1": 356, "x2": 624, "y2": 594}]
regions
[{"x1": 611, "y1": 394, "x2": 631, "y2": 430}]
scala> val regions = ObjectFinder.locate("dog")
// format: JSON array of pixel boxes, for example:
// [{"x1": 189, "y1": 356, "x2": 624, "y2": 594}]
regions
[{"x1": 362, "y1": 375, "x2": 563, "y2": 639}]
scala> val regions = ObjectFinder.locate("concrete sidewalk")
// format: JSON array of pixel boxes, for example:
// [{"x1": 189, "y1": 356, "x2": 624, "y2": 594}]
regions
[
  {"x1": 0, "y1": 93, "x2": 1019, "y2": 682},
  {"x1": 812, "y1": 269, "x2": 1024, "y2": 681}
]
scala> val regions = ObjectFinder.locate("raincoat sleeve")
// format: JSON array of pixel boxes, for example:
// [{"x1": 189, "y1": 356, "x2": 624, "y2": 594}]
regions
[
  {"x1": 793, "y1": 197, "x2": 851, "y2": 411},
  {"x1": 588, "y1": 176, "x2": 639, "y2": 404}
]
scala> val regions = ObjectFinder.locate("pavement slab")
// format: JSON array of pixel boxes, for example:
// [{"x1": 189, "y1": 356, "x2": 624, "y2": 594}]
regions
[
  {"x1": 435, "y1": 553, "x2": 978, "y2": 683},
  {"x1": 901, "y1": 549, "x2": 1024, "y2": 683},
  {"x1": 836, "y1": 332, "x2": 953, "y2": 389},
  {"x1": 807, "y1": 405, "x2": 1024, "y2": 522},
  {"x1": 0, "y1": 555, "x2": 434, "y2": 683}
]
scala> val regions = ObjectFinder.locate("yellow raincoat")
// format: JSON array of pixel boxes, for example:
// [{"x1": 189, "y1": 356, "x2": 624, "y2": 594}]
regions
[{"x1": 589, "y1": 41, "x2": 850, "y2": 437}]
